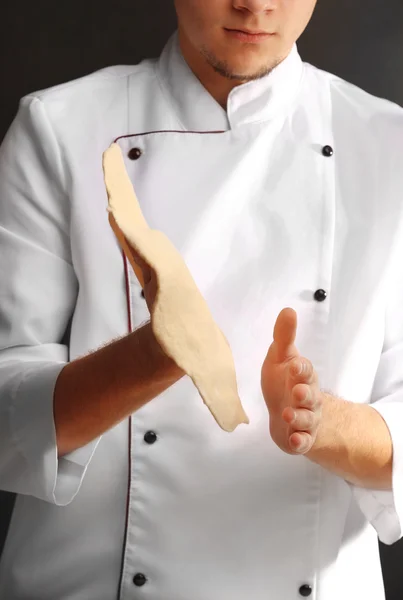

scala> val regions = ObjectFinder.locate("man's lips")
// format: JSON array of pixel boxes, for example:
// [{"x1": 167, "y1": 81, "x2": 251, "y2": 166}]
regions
[{"x1": 224, "y1": 28, "x2": 274, "y2": 43}]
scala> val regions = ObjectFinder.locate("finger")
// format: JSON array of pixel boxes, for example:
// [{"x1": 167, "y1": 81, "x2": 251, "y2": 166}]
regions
[
  {"x1": 282, "y1": 406, "x2": 316, "y2": 431},
  {"x1": 300, "y1": 385, "x2": 323, "y2": 413},
  {"x1": 293, "y1": 385, "x2": 324, "y2": 414},
  {"x1": 291, "y1": 383, "x2": 319, "y2": 410},
  {"x1": 272, "y1": 308, "x2": 298, "y2": 363},
  {"x1": 288, "y1": 358, "x2": 316, "y2": 386},
  {"x1": 289, "y1": 431, "x2": 313, "y2": 454}
]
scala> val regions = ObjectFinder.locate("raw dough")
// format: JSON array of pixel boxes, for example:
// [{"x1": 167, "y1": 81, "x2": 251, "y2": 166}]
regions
[{"x1": 102, "y1": 143, "x2": 249, "y2": 432}]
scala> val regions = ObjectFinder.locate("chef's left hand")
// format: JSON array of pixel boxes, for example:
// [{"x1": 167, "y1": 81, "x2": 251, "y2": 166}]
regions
[{"x1": 261, "y1": 308, "x2": 324, "y2": 455}]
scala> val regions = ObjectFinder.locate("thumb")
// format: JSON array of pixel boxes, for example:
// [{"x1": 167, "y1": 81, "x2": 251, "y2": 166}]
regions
[{"x1": 271, "y1": 307, "x2": 299, "y2": 363}]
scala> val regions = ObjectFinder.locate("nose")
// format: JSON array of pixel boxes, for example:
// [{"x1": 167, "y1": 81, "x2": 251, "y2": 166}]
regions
[{"x1": 233, "y1": 0, "x2": 277, "y2": 13}]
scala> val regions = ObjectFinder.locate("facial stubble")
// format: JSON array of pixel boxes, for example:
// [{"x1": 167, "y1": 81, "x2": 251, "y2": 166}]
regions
[{"x1": 200, "y1": 44, "x2": 282, "y2": 82}]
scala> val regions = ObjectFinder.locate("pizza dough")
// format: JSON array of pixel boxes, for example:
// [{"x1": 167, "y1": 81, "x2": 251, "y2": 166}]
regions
[{"x1": 102, "y1": 142, "x2": 249, "y2": 432}]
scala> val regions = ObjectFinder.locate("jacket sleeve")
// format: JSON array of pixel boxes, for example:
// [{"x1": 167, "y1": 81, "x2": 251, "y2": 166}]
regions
[
  {"x1": 347, "y1": 219, "x2": 403, "y2": 546},
  {"x1": 0, "y1": 95, "x2": 101, "y2": 506}
]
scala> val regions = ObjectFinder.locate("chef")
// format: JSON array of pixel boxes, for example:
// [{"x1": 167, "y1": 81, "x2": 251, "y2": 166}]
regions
[{"x1": 0, "y1": 0, "x2": 403, "y2": 598}]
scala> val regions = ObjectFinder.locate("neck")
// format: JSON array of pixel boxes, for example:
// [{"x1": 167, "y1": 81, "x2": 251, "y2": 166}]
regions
[{"x1": 177, "y1": 27, "x2": 246, "y2": 110}]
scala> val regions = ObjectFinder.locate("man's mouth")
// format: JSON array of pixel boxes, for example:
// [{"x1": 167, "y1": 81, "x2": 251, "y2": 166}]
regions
[{"x1": 224, "y1": 28, "x2": 274, "y2": 43}]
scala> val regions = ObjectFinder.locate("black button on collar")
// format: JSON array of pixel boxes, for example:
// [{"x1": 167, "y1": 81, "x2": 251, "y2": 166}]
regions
[
  {"x1": 128, "y1": 147, "x2": 142, "y2": 160},
  {"x1": 322, "y1": 145, "x2": 334, "y2": 157},
  {"x1": 144, "y1": 431, "x2": 157, "y2": 445},
  {"x1": 299, "y1": 584, "x2": 313, "y2": 597},
  {"x1": 133, "y1": 573, "x2": 147, "y2": 587},
  {"x1": 314, "y1": 289, "x2": 327, "y2": 302}
]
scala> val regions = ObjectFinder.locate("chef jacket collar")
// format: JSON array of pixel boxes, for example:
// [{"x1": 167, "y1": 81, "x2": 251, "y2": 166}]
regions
[{"x1": 156, "y1": 31, "x2": 304, "y2": 131}]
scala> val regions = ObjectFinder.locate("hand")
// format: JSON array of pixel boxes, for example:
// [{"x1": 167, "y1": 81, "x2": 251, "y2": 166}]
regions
[{"x1": 261, "y1": 308, "x2": 324, "y2": 455}]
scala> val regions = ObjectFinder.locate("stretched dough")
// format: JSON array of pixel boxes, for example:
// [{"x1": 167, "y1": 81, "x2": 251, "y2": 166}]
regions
[{"x1": 102, "y1": 143, "x2": 249, "y2": 432}]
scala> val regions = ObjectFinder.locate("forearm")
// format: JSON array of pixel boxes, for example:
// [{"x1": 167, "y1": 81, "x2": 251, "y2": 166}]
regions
[
  {"x1": 54, "y1": 321, "x2": 184, "y2": 457},
  {"x1": 305, "y1": 393, "x2": 393, "y2": 490}
]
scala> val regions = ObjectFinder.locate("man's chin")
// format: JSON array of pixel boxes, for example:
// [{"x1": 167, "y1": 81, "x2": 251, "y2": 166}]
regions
[
  {"x1": 200, "y1": 45, "x2": 279, "y2": 82},
  {"x1": 211, "y1": 60, "x2": 275, "y2": 82}
]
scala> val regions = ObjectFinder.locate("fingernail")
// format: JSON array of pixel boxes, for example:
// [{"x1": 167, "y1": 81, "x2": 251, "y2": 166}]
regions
[
  {"x1": 291, "y1": 438, "x2": 301, "y2": 451},
  {"x1": 294, "y1": 362, "x2": 303, "y2": 375},
  {"x1": 294, "y1": 440, "x2": 304, "y2": 453}
]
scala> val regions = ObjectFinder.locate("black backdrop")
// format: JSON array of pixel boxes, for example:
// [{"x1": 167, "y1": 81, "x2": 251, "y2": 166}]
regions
[{"x1": 1, "y1": 1, "x2": 403, "y2": 598}]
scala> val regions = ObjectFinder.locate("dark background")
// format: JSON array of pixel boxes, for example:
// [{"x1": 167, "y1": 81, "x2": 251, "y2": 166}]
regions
[{"x1": 1, "y1": 1, "x2": 403, "y2": 598}]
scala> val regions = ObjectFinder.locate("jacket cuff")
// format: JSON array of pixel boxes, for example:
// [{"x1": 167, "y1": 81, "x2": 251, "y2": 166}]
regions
[
  {"x1": 348, "y1": 401, "x2": 403, "y2": 545},
  {"x1": 10, "y1": 363, "x2": 101, "y2": 506}
]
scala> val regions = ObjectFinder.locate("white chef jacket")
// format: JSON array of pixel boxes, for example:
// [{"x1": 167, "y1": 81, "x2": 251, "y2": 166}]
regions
[{"x1": 1, "y1": 30, "x2": 403, "y2": 600}]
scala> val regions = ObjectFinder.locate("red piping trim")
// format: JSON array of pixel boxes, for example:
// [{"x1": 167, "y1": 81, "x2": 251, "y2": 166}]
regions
[
  {"x1": 114, "y1": 127, "x2": 225, "y2": 597},
  {"x1": 117, "y1": 251, "x2": 133, "y2": 599},
  {"x1": 113, "y1": 129, "x2": 225, "y2": 143}
]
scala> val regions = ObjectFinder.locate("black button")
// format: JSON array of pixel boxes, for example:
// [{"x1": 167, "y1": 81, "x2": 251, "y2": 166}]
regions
[
  {"x1": 133, "y1": 573, "x2": 147, "y2": 587},
  {"x1": 144, "y1": 431, "x2": 157, "y2": 445},
  {"x1": 140, "y1": 289, "x2": 145, "y2": 299},
  {"x1": 322, "y1": 145, "x2": 334, "y2": 157},
  {"x1": 128, "y1": 147, "x2": 142, "y2": 160},
  {"x1": 314, "y1": 289, "x2": 327, "y2": 302},
  {"x1": 299, "y1": 584, "x2": 313, "y2": 597}
]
